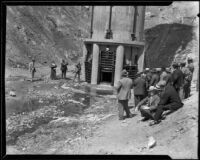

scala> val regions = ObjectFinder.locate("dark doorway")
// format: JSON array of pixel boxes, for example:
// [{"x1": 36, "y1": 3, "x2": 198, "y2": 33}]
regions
[{"x1": 101, "y1": 72, "x2": 112, "y2": 83}]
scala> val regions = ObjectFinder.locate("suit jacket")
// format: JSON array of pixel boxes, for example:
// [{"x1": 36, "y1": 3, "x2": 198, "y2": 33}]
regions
[
  {"x1": 150, "y1": 73, "x2": 160, "y2": 86},
  {"x1": 172, "y1": 69, "x2": 184, "y2": 89},
  {"x1": 133, "y1": 77, "x2": 147, "y2": 96},
  {"x1": 160, "y1": 71, "x2": 168, "y2": 82},
  {"x1": 158, "y1": 84, "x2": 183, "y2": 106},
  {"x1": 187, "y1": 63, "x2": 194, "y2": 73},
  {"x1": 116, "y1": 77, "x2": 133, "y2": 100},
  {"x1": 164, "y1": 73, "x2": 173, "y2": 85}
]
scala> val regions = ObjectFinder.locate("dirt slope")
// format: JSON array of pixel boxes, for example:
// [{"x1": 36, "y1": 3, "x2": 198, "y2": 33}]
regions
[{"x1": 57, "y1": 87, "x2": 198, "y2": 159}]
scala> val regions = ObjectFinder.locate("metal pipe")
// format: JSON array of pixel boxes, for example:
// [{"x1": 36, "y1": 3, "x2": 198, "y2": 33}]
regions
[
  {"x1": 105, "y1": 6, "x2": 113, "y2": 39},
  {"x1": 131, "y1": 6, "x2": 138, "y2": 41},
  {"x1": 108, "y1": 6, "x2": 112, "y2": 31},
  {"x1": 90, "y1": 6, "x2": 94, "y2": 38}
]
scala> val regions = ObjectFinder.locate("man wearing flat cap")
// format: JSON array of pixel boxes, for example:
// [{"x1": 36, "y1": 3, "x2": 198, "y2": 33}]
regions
[
  {"x1": 115, "y1": 69, "x2": 134, "y2": 120},
  {"x1": 151, "y1": 80, "x2": 183, "y2": 125},
  {"x1": 171, "y1": 62, "x2": 184, "y2": 99}
]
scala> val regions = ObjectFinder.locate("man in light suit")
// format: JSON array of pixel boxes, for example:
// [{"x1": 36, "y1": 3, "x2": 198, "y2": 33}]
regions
[{"x1": 115, "y1": 69, "x2": 134, "y2": 120}]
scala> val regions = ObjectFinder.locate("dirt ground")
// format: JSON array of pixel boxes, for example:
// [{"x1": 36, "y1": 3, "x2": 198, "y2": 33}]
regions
[{"x1": 5, "y1": 66, "x2": 198, "y2": 159}]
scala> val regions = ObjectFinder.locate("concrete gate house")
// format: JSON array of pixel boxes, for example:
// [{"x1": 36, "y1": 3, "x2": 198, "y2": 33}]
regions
[{"x1": 82, "y1": 6, "x2": 146, "y2": 87}]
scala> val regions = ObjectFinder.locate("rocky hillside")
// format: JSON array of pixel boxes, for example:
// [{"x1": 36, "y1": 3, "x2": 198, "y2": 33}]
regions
[
  {"x1": 144, "y1": 2, "x2": 199, "y2": 68},
  {"x1": 6, "y1": 3, "x2": 199, "y2": 71},
  {"x1": 6, "y1": 6, "x2": 91, "y2": 68}
]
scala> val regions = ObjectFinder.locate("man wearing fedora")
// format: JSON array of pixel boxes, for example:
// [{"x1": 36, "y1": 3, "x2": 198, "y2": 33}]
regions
[
  {"x1": 151, "y1": 80, "x2": 183, "y2": 125},
  {"x1": 150, "y1": 68, "x2": 160, "y2": 87},
  {"x1": 115, "y1": 69, "x2": 134, "y2": 120},
  {"x1": 135, "y1": 85, "x2": 161, "y2": 121}
]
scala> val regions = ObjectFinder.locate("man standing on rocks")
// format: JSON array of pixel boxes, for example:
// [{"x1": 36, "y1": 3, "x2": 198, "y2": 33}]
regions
[
  {"x1": 187, "y1": 57, "x2": 195, "y2": 96},
  {"x1": 29, "y1": 59, "x2": 36, "y2": 82},
  {"x1": 171, "y1": 62, "x2": 184, "y2": 99},
  {"x1": 115, "y1": 69, "x2": 134, "y2": 120},
  {"x1": 180, "y1": 61, "x2": 192, "y2": 99}
]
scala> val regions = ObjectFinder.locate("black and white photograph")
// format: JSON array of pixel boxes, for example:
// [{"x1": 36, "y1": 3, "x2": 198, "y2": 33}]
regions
[{"x1": 3, "y1": 1, "x2": 199, "y2": 159}]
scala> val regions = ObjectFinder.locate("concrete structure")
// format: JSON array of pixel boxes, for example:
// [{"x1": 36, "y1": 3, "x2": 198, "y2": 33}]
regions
[{"x1": 82, "y1": 6, "x2": 146, "y2": 87}]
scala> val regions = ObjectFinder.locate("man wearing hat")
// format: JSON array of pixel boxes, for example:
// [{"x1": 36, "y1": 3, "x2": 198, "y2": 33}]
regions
[
  {"x1": 115, "y1": 69, "x2": 134, "y2": 120},
  {"x1": 171, "y1": 62, "x2": 184, "y2": 99},
  {"x1": 150, "y1": 68, "x2": 160, "y2": 87},
  {"x1": 135, "y1": 86, "x2": 161, "y2": 121},
  {"x1": 151, "y1": 80, "x2": 183, "y2": 125},
  {"x1": 180, "y1": 61, "x2": 192, "y2": 99},
  {"x1": 29, "y1": 58, "x2": 36, "y2": 82},
  {"x1": 133, "y1": 72, "x2": 147, "y2": 106}
]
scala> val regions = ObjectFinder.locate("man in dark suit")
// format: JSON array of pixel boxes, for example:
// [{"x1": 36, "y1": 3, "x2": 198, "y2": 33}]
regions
[
  {"x1": 150, "y1": 80, "x2": 183, "y2": 125},
  {"x1": 171, "y1": 62, "x2": 184, "y2": 99},
  {"x1": 133, "y1": 73, "x2": 147, "y2": 106},
  {"x1": 150, "y1": 68, "x2": 160, "y2": 87},
  {"x1": 115, "y1": 70, "x2": 134, "y2": 120}
]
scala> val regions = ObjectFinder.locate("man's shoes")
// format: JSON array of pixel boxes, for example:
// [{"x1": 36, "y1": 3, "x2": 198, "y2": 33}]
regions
[
  {"x1": 141, "y1": 117, "x2": 149, "y2": 121},
  {"x1": 119, "y1": 117, "x2": 125, "y2": 120},
  {"x1": 149, "y1": 120, "x2": 161, "y2": 126},
  {"x1": 126, "y1": 114, "x2": 134, "y2": 118}
]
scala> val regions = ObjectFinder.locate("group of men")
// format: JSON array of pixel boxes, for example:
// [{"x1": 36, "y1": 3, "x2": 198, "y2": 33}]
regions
[
  {"x1": 115, "y1": 57, "x2": 194, "y2": 125},
  {"x1": 29, "y1": 59, "x2": 82, "y2": 83}
]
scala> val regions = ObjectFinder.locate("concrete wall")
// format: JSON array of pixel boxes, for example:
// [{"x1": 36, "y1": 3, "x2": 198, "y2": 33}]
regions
[{"x1": 92, "y1": 6, "x2": 137, "y2": 41}]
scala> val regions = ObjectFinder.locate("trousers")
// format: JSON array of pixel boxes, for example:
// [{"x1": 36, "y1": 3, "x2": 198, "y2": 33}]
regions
[
  {"x1": 118, "y1": 100, "x2": 131, "y2": 119},
  {"x1": 134, "y1": 95, "x2": 145, "y2": 107},
  {"x1": 153, "y1": 103, "x2": 183, "y2": 121}
]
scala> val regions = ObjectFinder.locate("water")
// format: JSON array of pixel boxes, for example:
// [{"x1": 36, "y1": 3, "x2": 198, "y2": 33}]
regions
[{"x1": 6, "y1": 83, "x2": 116, "y2": 145}]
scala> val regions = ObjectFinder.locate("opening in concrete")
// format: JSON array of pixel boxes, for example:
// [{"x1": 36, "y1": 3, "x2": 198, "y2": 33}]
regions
[{"x1": 101, "y1": 72, "x2": 112, "y2": 83}]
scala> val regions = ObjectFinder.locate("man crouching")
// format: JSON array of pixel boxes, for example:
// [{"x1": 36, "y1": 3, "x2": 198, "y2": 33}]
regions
[
  {"x1": 135, "y1": 86, "x2": 161, "y2": 121},
  {"x1": 115, "y1": 70, "x2": 134, "y2": 120}
]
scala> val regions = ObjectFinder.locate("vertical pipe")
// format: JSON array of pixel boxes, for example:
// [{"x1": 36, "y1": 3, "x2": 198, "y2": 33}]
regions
[
  {"x1": 105, "y1": 6, "x2": 113, "y2": 39},
  {"x1": 131, "y1": 6, "x2": 138, "y2": 41},
  {"x1": 91, "y1": 43, "x2": 99, "y2": 85},
  {"x1": 90, "y1": 6, "x2": 94, "y2": 38},
  {"x1": 108, "y1": 6, "x2": 113, "y2": 31},
  {"x1": 114, "y1": 45, "x2": 125, "y2": 87}
]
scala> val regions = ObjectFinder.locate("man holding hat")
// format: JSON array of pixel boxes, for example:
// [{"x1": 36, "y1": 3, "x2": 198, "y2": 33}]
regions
[
  {"x1": 29, "y1": 58, "x2": 36, "y2": 82},
  {"x1": 135, "y1": 85, "x2": 161, "y2": 121},
  {"x1": 151, "y1": 80, "x2": 183, "y2": 125},
  {"x1": 115, "y1": 69, "x2": 134, "y2": 120},
  {"x1": 150, "y1": 68, "x2": 160, "y2": 87}
]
